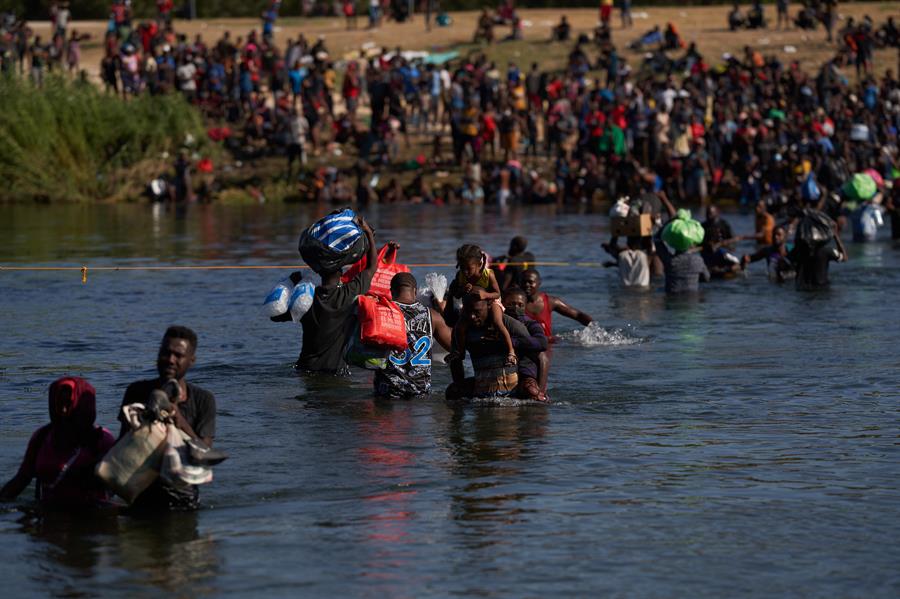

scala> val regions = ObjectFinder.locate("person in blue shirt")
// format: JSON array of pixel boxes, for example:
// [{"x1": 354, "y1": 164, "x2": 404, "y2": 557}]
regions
[
  {"x1": 288, "y1": 60, "x2": 306, "y2": 104},
  {"x1": 207, "y1": 60, "x2": 225, "y2": 93},
  {"x1": 863, "y1": 79, "x2": 879, "y2": 111}
]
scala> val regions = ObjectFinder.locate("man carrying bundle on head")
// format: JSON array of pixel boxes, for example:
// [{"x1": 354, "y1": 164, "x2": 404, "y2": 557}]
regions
[{"x1": 295, "y1": 210, "x2": 378, "y2": 374}]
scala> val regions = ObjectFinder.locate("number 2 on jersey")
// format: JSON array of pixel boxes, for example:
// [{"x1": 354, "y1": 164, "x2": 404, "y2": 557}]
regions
[{"x1": 390, "y1": 336, "x2": 431, "y2": 366}]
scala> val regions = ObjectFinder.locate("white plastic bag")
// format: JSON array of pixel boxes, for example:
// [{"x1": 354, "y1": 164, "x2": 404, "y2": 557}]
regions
[
  {"x1": 288, "y1": 280, "x2": 316, "y2": 322},
  {"x1": 418, "y1": 272, "x2": 448, "y2": 307},
  {"x1": 160, "y1": 425, "x2": 213, "y2": 487},
  {"x1": 609, "y1": 197, "x2": 631, "y2": 218},
  {"x1": 262, "y1": 277, "x2": 292, "y2": 317},
  {"x1": 850, "y1": 124, "x2": 869, "y2": 142}
]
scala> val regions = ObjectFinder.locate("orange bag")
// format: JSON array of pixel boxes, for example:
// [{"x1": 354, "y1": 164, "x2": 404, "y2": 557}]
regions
[
  {"x1": 357, "y1": 294, "x2": 408, "y2": 351},
  {"x1": 342, "y1": 243, "x2": 410, "y2": 299}
]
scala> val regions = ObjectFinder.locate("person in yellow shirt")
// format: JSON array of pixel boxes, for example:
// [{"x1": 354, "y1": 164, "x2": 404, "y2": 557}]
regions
[{"x1": 323, "y1": 63, "x2": 336, "y2": 116}]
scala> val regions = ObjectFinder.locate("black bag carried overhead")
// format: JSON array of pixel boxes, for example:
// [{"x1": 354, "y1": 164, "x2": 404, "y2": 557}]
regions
[
  {"x1": 795, "y1": 208, "x2": 835, "y2": 248},
  {"x1": 298, "y1": 208, "x2": 369, "y2": 274},
  {"x1": 818, "y1": 156, "x2": 849, "y2": 191}
]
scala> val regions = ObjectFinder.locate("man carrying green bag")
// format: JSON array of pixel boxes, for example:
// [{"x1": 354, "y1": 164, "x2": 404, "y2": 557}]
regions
[
  {"x1": 842, "y1": 173, "x2": 877, "y2": 203},
  {"x1": 657, "y1": 208, "x2": 710, "y2": 294}
]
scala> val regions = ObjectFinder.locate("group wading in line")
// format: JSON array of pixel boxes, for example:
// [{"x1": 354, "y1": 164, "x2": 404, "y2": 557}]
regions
[
  {"x1": 269, "y1": 196, "x2": 852, "y2": 407},
  {"x1": 0, "y1": 208, "x2": 596, "y2": 513},
  {"x1": 271, "y1": 208, "x2": 596, "y2": 402},
  {"x1": 0, "y1": 182, "x2": 857, "y2": 514}
]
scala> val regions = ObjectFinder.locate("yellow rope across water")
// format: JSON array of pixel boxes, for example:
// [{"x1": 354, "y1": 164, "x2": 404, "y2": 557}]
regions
[{"x1": 0, "y1": 262, "x2": 608, "y2": 284}]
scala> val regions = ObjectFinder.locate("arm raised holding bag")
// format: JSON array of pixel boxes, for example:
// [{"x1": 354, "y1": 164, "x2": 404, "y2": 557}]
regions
[
  {"x1": 341, "y1": 237, "x2": 406, "y2": 298},
  {"x1": 296, "y1": 213, "x2": 379, "y2": 373},
  {"x1": 332, "y1": 215, "x2": 377, "y2": 295}
]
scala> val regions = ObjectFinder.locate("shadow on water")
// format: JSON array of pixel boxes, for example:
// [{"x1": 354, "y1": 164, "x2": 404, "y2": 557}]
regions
[
  {"x1": 443, "y1": 406, "x2": 548, "y2": 527},
  {"x1": 113, "y1": 512, "x2": 219, "y2": 595},
  {"x1": 13, "y1": 507, "x2": 219, "y2": 596}
]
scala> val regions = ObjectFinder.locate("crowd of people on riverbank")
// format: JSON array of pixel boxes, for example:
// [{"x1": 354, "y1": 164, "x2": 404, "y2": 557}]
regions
[{"x1": 2, "y1": 1, "x2": 899, "y2": 214}]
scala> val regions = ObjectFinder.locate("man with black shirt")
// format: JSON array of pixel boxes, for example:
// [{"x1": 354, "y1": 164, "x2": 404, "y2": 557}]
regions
[
  {"x1": 296, "y1": 216, "x2": 377, "y2": 373},
  {"x1": 29, "y1": 35, "x2": 47, "y2": 86},
  {"x1": 119, "y1": 326, "x2": 216, "y2": 511},
  {"x1": 701, "y1": 204, "x2": 741, "y2": 278}
]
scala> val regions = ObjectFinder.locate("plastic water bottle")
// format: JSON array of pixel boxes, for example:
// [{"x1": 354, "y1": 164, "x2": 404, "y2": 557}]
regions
[
  {"x1": 288, "y1": 281, "x2": 316, "y2": 322},
  {"x1": 262, "y1": 278, "x2": 292, "y2": 317}
]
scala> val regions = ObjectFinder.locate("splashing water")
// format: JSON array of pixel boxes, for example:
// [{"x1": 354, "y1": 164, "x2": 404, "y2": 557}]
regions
[
  {"x1": 458, "y1": 396, "x2": 550, "y2": 408},
  {"x1": 558, "y1": 322, "x2": 646, "y2": 347}
]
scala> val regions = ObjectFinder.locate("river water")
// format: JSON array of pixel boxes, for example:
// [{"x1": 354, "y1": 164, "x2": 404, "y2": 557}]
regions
[{"x1": 0, "y1": 203, "x2": 898, "y2": 597}]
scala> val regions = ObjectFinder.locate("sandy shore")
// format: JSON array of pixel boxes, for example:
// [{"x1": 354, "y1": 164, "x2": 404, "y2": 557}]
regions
[{"x1": 26, "y1": 3, "x2": 900, "y2": 82}]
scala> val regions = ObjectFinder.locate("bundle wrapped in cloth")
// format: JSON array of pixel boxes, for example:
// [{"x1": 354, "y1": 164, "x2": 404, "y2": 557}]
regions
[
  {"x1": 298, "y1": 208, "x2": 370, "y2": 274},
  {"x1": 96, "y1": 384, "x2": 226, "y2": 504},
  {"x1": 795, "y1": 208, "x2": 836, "y2": 248},
  {"x1": 661, "y1": 209, "x2": 705, "y2": 251},
  {"x1": 95, "y1": 398, "x2": 168, "y2": 504},
  {"x1": 842, "y1": 172, "x2": 878, "y2": 202}
]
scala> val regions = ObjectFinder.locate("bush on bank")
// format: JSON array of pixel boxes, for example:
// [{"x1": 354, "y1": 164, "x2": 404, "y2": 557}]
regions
[{"x1": 0, "y1": 75, "x2": 208, "y2": 202}]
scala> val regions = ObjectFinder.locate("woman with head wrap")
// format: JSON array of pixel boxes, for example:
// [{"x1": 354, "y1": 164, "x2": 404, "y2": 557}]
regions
[{"x1": 1, "y1": 377, "x2": 116, "y2": 508}]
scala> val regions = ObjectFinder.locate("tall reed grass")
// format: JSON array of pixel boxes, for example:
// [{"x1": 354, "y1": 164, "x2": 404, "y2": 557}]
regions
[{"x1": 0, "y1": 75, "x2": 208, "y2": 202}]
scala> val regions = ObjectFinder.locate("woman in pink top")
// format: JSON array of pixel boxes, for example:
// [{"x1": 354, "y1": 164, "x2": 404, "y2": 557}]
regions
[{"x1": 0, "y1": 377, "x2": 116, "y2": 508}]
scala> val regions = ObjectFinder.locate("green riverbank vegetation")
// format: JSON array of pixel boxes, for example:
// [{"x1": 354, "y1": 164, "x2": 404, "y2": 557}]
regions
[{"x1": 0, "y1": 75, "x2": 210, "y2": 202}]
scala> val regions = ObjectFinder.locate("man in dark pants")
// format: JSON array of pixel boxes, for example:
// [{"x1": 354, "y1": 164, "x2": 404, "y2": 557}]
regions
[{"x1": 119, "y1": 325, "x2": 216, "y2": 511}]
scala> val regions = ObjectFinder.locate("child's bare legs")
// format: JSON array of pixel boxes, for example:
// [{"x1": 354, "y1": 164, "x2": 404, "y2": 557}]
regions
[{"x1": 489, "y1": 302, "x2": 517, "y2": 365}]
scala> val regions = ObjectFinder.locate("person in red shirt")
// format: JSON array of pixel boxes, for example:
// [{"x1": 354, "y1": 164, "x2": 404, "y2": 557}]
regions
[
  {"x1": 480, "y1": 105, "x2": 498, "y2": 160},
  {"x1": 521, "y1": 269, "x2": 593, "y2": 339},
  {"x1": 156, "y1": 0, "x2": 174, "y2": 25},
  {"x1": 599, "y1": 0, "x2": 613, "y2": 26},
  {"x1": 342, "y1": 61, "x2": 361, "y2": 117}
]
